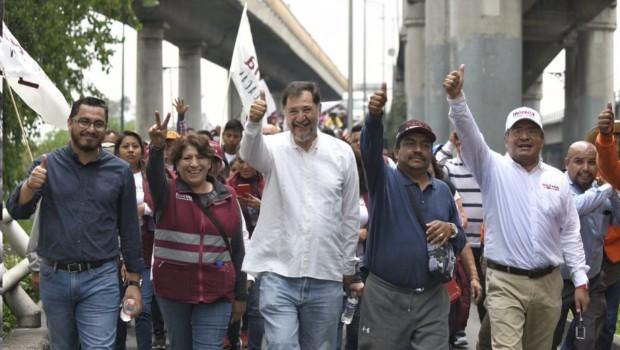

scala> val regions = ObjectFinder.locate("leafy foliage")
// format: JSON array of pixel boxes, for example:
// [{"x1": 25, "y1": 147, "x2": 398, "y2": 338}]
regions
[{"x1": 3, "y1": 1, "x2": 137, "y2": 198}]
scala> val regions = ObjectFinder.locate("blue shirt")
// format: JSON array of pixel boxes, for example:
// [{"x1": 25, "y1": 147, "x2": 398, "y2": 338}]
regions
[
  {"x1": 361, "y1": 115, "x2": 465, "y2": 289},
  {"x1": 7, "y1": 145, "x2": 144, "y2": 273},
  {"x1": 561, "y1": 178, "x2": 620, "y2": 280}
]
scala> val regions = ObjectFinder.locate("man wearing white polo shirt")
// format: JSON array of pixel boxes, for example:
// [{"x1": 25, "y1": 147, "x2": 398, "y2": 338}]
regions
[{"x1": 442, "y1": 65, "x2": 589, "y2": 350}]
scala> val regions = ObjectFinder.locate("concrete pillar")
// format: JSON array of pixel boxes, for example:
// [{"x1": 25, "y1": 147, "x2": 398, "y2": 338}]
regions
[
  {"x1": 425, "y1": 0, "x2": 449, "y2": 142},
  {"x1": 563, "y1": 6, "x2": 616, "y2": 151},
  {"x1": 522, "y1": 75, "x2": 543, "y2": 113},
  {"x1": 403, "y1": 0, "x2": 425, "y2": 122},
  {"x1": 386, "y1": 61, "x2": 407, "y2": 147},
  {"x1": 178, "y1": 43, "x2": 203, "y2": 130},
  {"x1": 136, "y1": 21, "x2": 164, "y2": 140},
  {"x1": 449, "y1": 0, "x2": 522, "y2": 152}
]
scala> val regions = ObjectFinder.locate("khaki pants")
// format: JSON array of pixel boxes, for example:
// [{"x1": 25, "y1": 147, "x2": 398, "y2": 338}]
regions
[{"x1": 485, "y1": 267, "x2": 562, "y2": 350}]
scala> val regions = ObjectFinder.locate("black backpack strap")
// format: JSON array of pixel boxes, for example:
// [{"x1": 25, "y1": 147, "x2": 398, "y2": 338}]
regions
[{"x1": 191, "y1": 196, "x2": 233, "y2": 256}]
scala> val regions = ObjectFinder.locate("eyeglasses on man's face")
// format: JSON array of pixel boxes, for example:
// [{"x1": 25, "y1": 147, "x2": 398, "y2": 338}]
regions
[{"x1": 73, "y1": 117, "x2": 106, "y2": 131}]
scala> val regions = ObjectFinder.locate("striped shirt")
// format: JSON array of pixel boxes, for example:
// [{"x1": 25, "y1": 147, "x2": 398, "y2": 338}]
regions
[
  {"x1": 436, "y1": 142, "x2": 484, "y2": 247},
  {"x1": 444, "y1": 156, "x2": 484, "y2": 247}
]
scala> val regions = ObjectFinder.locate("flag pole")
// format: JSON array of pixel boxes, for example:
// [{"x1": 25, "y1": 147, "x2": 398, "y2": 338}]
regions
[
  {"x1": 220, "y1": 1, "x2": 248, "y2": 145},
  {"x1": 5, "y1": 78, "x2": 34, "y2": 162}
]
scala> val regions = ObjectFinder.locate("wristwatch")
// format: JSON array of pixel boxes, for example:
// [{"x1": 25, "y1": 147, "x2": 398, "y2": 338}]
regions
[
  {"x1": 127, "y1": 279, "x2": 143, "y2": 288},
  {"x1": 449, "y1": 223, "x2": 458, "y2": 239}
]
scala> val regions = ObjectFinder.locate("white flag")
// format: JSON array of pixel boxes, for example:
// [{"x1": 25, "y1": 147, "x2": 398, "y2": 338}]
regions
[
  {"x1": 0, "y1": 22, "x2": 70, "y2": 129},
  {"x1": 260, "y1": 79, "x2": 277, "y2": 120},
  {"x1": 229, "y1": 4, "x2": 261, "y2": 123}
]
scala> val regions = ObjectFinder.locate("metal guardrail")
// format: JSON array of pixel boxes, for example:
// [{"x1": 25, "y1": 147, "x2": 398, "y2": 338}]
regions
[{"x1": 1, "y1": 208, "x2": 41, "y2": 328}]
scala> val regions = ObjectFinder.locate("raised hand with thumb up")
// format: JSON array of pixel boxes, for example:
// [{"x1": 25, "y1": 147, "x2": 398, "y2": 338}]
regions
[
  {"x1": 368, "y1": 83, "x2": 388, "y2": 119},
  {"x1": 249, "y1": 91, "x2": 267, "y2": 123},
  {"x1": 26, "y1": 154, "x2": 48, "y2": 190},
  {"x1": 598, "y1": 102, "x2": 615, "y2": 136},
  {"x1": 444, "y1": 64, "x2": 465, "y2": 99}
]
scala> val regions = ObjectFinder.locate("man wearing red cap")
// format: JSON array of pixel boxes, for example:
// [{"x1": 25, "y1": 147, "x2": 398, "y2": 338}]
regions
[{"x1": 357, "y1": 84, "x2": 465, "y2": 349}]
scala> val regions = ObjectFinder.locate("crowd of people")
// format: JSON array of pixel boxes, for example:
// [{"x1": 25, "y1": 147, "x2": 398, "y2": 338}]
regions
[{"x1": 6, "y1": 64, "x2": 620, "y2": 350}]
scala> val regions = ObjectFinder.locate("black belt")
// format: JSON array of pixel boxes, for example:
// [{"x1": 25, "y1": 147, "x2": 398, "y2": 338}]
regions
[
  {"x1": 487, "y1": 259, "x2": 556, "y2": 279},
  {"x1": 42, "y1": 257, "x2": 115, "y2": 273},
  {"x1": 369, "y1": 272, "x2": 438, "y2": 295}
]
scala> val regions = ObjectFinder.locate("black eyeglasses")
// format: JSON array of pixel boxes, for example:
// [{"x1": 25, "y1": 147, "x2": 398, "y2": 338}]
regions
[{"x1": 74, "y1": 118, "x2": 106, "y2": 131}]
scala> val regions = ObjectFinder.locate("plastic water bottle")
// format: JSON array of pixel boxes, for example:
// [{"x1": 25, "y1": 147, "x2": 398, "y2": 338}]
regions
[
  {"x1": 120, "y1": 298, "x2": 136, "y2": 322},
  {"x1": 341, "y1": 295, "x2": 358, "y2": 324}
]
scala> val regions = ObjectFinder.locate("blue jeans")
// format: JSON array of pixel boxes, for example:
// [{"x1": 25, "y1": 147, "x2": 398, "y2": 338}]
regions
[
  {"x1": 598, "y1": 278, "x2": 620, "y2": 349},
  {"x1": 157, "y1": 296, "x2": 232, "y2": 350},
  {"x1": 247, "y1": 277, "x2": 264, "y2": 350},
  {"x1": 115, "y1": 269, "x2": 153, "y2": 350},
  {"x1": 40, "y1": 259, "x2": 120, "y2": 350},
  {"x1": 259, "y1": 272, "x2": 342, "y2": 350}
]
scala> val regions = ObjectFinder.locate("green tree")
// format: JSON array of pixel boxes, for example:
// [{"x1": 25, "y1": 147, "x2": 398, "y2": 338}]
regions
[{"x1": 3, "y1": 0, "x2": 138, "y2": 197}]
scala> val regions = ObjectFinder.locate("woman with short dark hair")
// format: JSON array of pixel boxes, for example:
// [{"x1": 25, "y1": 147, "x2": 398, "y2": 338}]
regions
[{"x1": 146, "y1": 114, "x2": 247, "y2": 350}]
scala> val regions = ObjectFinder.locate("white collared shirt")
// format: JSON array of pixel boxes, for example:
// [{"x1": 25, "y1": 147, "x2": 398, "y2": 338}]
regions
[
  {"x1": 448, "y1": 95, "x2": 589, "y2": 287},
  {"x1": 239, "y1": 121, "x2": 360, "y2": 281}
]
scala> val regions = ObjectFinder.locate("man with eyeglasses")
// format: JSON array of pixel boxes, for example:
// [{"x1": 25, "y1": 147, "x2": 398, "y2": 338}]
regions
[
  {"x1": 7, "y1": 96, "x2": 145, "y2": 350},
  {"x1": 240, "y1": 81, "x2": 359, "y2": 350},
  {"x1": 443, "y1": 65, "x2": 589, "y2": 350}
]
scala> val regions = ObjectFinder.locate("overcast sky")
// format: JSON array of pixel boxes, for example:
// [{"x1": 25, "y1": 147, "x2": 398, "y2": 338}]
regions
[{"x1": 81, "y1": 1, "x2": 620, "y2": 129}]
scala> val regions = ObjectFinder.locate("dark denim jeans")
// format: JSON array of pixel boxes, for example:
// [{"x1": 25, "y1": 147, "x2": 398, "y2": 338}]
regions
[
  {"x1": 115, "y1": 269, "x2": 153, "y2": 350},
  {"x1": 247, "y1": 277, "x2": 264, "y2": 350},
  {"x1": 598, "y1": 278, "x2": 620, "y2": 349},
  {"x1": 157, "y1": 296, "x2": 232, "y2": 349}
]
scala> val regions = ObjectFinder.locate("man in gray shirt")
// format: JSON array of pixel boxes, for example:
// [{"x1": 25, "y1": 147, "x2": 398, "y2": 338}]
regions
[{"x1": 552, "y1": 141, "x2": 620, "y2": 349}]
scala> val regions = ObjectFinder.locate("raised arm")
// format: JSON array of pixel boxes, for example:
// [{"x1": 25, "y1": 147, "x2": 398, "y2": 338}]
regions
[
  {"x1": 146, "y1": 111, "x2": 172, "y2": 218},
  {"x1": 173, "y1": 97, "x2": 189, "y2": 135},
  {"x1": 595, "y1": 103, "x2": 620, "y2": 188},
  {"x1": 361, "y1": 83, "x2": 388, "y2": 194},
  {"x1": 443, "y1": 65, "x2": 495, "y2": 189},
  {"x1": 239, "y1": 93, "x2": 273, "y2": 174}
]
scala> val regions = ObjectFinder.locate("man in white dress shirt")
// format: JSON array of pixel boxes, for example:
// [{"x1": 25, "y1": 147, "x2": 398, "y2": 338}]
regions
[
  {"x1": 240, "y1": 81, "x2": 360, "y2": 350},
  {"x1": 443, "y1": 65, "x2": 589, "y2": 350}
]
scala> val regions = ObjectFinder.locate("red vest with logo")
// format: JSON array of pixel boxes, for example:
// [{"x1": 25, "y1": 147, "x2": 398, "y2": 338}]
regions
[{"x1": 152, "y1": 179, "x2": 241, "y2": 303}]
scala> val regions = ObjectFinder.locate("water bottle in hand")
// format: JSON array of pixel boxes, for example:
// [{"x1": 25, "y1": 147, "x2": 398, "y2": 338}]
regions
[
  {"x1": 341, "y1": 295, "x2": 358, "y2": 325},
  {"x1": 120, "y1": 298, "x2": 136, "y2": 322}
]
